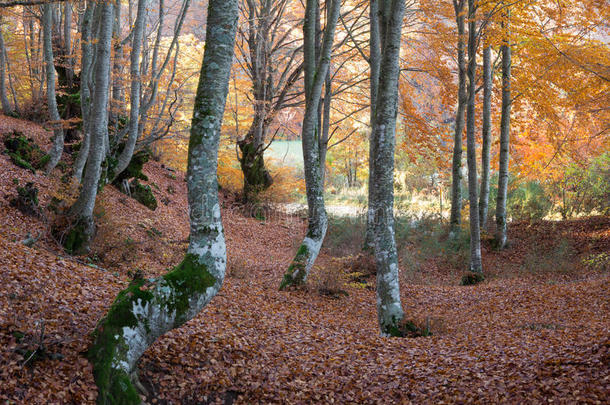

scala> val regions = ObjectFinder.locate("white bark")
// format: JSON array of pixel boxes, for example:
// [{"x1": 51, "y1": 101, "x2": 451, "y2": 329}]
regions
[{"x1": 479, "y1": 44, "x2": 492, "y2": 229}]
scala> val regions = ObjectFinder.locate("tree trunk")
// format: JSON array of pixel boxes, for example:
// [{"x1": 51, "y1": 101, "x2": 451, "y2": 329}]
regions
[
  {"x1": 479, "y1": 44, "x2": 492, "y2": 229},
  {"x1": 466, "y1": 0, "x2": 482, "y2": 273},
  {"x1": 495, "y1": 10, "x2": 511, "y2": 249},
  {"x1": 371, "y1": 0, "x2": 405, "y2": 335},
  {"x1": 449, "y1": 0, "x2": 466, "y2": 237},
  {"x1": 65, "y1": 2, "x2": 114, "y2": 254},
  {"x1": 43, "y1": 3, "x2": 65, "y2": 174},
  {"x1": 238, "y1": 118, "x2": 273, "y2": 202},
  {"x1": 0, "y1": 19, "x2": 12, "y2": 115},
  {"x1": 73, "y1": 0, "x2": 94, "y2": 183},
  {"x1": 364, "y1": 0, "x2": 381, "y2": 252},
  {"x1": 279, "y1": 0, "x2": 340, "y2": 290},
  {"x1": 113, "y1": 0, "x2": 148, "y2": 177},
  {"x1": 87, "y1": 0, "x2": 238, "y2": 401}
]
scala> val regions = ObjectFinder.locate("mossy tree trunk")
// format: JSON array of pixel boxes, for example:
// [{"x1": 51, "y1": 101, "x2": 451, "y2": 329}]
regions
[
  {"x1": 65, "y1": 2, "x2": 114, "y2": 254},
  {"x1": 465, "y1": 0, "x2": 482, "y2": 274},
  {"x1": 495, "y1": 9, "x2": 511, "y2": 250},
  {"x1": 87, "y1": 0, "x2": 238, "y2": 402},
  {"x1": 279, "y1": 0, "x2": 340, "y2": 290},
  {"x1": 43, "y1": 3, "x2": 65, "y2": 174},
  {"x1": 370, "y1": 0, "x2": 406, "y2": 336},
  {"x1": 238, "y1": 125, "x2": 273, "y2": 203},
  {"x1": 449, "y1": 0, "x2": 466, "y2": 238}
]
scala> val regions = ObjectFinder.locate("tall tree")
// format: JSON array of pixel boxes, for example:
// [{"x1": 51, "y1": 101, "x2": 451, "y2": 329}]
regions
[
  {"x1": 363, "y1": 0, "x2": 381, "y2": 252},
  {"x1": 449, "y1": 0, "x2": 466, "y2": 237},
  {"x1": 235, "y1": 0, "x2": 303, "y2": 202},
  {"x1": 370, "y1": 0, "x2": 406, "y2": 334},
  {"x1": 279, "y1": 0, "x2": 341, "y2": 290},
  {"x1": 495, "y1": 7, "x2": 511, "y2": 249},
  {"x1": 43, "y1": 2, "x2": 65, "y2": 174},
  {"x1": 87, "y1": 0, "x2": 238, "y2": 401},
  {"x1": 0, "y1": 18, "x2": 12, "y2": 115},
  {"x1": 465, "y1": 0, "x2": 482, "y2": 273},
  {"x1": 64, "y1": 1, "x2": 114, "y2": 254},
  {"x1": 479, "y1": 42, "x2": 492, "y2": 229}
]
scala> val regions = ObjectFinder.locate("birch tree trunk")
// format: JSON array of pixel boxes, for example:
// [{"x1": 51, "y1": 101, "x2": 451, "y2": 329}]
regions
[
  {"x1": 113, "y1": 0, "x2": 148, "y2": 176},
  {"x1": 279, "y1": 0, "x2": 340, "y2": 290},
  {"x1": 466, "y1": 0, "x2": 482, "y2": 273},
  {"x1": 73, "y1": 1, "x2": 94, "y2": 183},
  {"x1": 371, "y1": 0, "x2": 405, "y2": 335},
  {"x1": 449, "y1": 0, "x2": 466, "y2": 237},
  {"x1": 495, "y1": 10, "x2": 511, "y2": 250},
  {"x1": 43, "y1": 3, "x2": 65, "y2": 174},
  {"x1": 364, "y1": 0, "x2": 381, "y2": 252},
  {"x1": 65, "y1": 2, "x2": 114, "y2": 254},
  {"x1": 479, "y1": 44, "x2": 492, "y2": 229},
  {"x1": 0, "y1": 19, "x2": 12, "y2": 115},
  {"x1": 87, "y1": 0, "x2": 238, "y2": 402}
]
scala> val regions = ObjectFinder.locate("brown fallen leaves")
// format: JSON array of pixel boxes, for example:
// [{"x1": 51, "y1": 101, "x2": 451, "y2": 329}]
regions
[{"x1": 0, "y1": 116, "x2": 609, "y2": 404}]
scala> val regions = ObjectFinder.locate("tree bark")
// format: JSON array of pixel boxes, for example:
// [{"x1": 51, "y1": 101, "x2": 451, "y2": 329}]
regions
[
  {"x1": 466, "y1": 0, "x2": 482, "y2": 273},
  {"x1": 449, "y1": 0, "x2": 466, "y2": 237},
  {"x1": 87, "y1": 0, "x2": 238, "y2": 401},
  {"x1": 43, "y1": 3, "x2": 65, "y2": 174},
  {"x1": 364, "y1": 0, "x2": 381, "y2": 252},
  {"x1": 371, "y1": 0, "x2": 406, "y2": 335},
  {"x1": 279, "y1": 0, "x2": 340, "y2": 290},
  {"x1": 479, "y1": 44, "x2": 492, "y2": 229},
  {"x1": 66, "y1": 2, "x2": 113, "y2": 253},
  {"x1": 495, "y1": 10, "x2": 511, "y2": 249}
]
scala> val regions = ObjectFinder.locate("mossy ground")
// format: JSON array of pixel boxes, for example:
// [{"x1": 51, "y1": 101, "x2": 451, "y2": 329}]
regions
[{"x1": 3, "y1": 131, "x2": 50, "y2": 173}]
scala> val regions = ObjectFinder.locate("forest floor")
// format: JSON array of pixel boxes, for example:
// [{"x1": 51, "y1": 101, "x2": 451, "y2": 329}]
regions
[{"x1": 0, "y1": 115, "x2": 608, "y2": 404}]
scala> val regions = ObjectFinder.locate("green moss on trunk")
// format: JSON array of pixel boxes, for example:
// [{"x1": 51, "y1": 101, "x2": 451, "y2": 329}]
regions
[{"x1": 279, "y1": 244, "x2": 309, "y2": 290}]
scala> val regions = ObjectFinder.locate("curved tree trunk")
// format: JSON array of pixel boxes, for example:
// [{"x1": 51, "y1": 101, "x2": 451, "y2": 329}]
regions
[
  {"x1": 87, "y1": 0, "x2": 238, "y2": 402},
  {"x1": 479, "y1": 44, "x2": 492, "y2": 229},
  {"x1": 65, "y1": 2, "x2": 114, "y2": 254},
  {"x1": 238, "y1": 119, "x2": 273, "y2": 202},
  {"x1": 371, "y1": 0, "x2": 405, "y2": 335},
  {"x1": 466, "y1": 0, "x2": 482, "y2": 274},
  {"x1": 43, "y1": 3, "x2": 65, "y2": 174},
  {"x1": 363, "y1": 0, "x2": 381, "y2": 252},
  {"x1": 449, "y1": 0, "x2": 466, "y2": 237},
  {"x1": 495, "y1": 10, "x2": 511, "y2": 250},
  {"x1": 279, "y1": 0, "x2": 340, "y2": 290}
]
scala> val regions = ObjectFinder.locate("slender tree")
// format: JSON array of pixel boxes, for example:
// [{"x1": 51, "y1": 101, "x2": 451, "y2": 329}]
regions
[
  {"x1": 87, "y1": 0, "x2": 238, "y2": 401},
  {"x1": 479, "y1": 43, "x2": 492, "y2": 229},
  {"x1": 465, "y1": 0, "x2": 482, "y2": 273},
  {"x1": 64, "y1": 1, "x2": 114, "y2": 253},
  {"x1": 495, "y1": 8, "x2": 511, "y2": 249},
  {"x1": 370, "y1": 0, "x2": 406, "y2": 335},
  {"x1": 449, "y1": 0, "x2": 467, "y2": 237},
  {"x1": 43, "y1": 3, "x2": 65, "y2": 174},
  {"x1": 279, "y1": 0, "x2": 341, "y2": 290},
  {"x1": 363, "y1": 0, "x2": 381, "y2": 251},
  {"x1": 0, "y1": 18, "x2": 12, "y2": 115}
]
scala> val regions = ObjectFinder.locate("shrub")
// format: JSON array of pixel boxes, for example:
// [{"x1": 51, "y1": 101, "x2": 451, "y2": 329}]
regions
[
  {"x1": 461, "y1": 271, "x2": 484, "y2": 286},
  {"x1": 10, "y1": 182, "x2": 41, "y2": 217}
]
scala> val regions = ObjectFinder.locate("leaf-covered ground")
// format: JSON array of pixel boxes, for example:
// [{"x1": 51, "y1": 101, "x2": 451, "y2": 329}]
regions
[{"x1": 0, "y1": 115, "x2": 608, "y2": 404}]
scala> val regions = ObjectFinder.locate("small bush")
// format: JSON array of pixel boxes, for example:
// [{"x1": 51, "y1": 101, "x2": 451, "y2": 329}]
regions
[{"x1": 315, "y1": 265, "x2": 348, "y2": 299}]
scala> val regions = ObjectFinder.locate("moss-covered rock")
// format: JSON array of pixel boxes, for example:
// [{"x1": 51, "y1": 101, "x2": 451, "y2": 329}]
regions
[
  {"x1": 461, "y1": 271, "x2": 485, "y2": 286},
  {"x1": 129, "y1": 180, "x2": 157, "y2": 211},
  {"x1": 3, "y1": 131, "x2": 50, "y2": 173},
  {"x1": 113, "y1": 149, "x2": 150, "y2": 185},
  {"x1": 10, "y1": 182, "x2": 41, "y2": 217}
]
